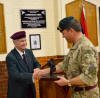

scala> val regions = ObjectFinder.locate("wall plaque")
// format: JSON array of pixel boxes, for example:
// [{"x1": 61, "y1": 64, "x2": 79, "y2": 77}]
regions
[{"x1": 20, "y1": 9, "x2": 46, "y2": 28}]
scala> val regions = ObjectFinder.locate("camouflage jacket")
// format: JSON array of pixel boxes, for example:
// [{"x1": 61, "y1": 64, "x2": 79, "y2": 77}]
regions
[{"x1": 58, "y1": 35, "x2": 99, "y2": 86}]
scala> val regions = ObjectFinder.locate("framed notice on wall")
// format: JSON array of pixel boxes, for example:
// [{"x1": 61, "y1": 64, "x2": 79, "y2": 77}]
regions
[
  {"x1": 29, "y1": 34, "x2": 41, "y2": 50},
  {"x1": 20, "y1": 9, "x2": 46, "y2": 28}
]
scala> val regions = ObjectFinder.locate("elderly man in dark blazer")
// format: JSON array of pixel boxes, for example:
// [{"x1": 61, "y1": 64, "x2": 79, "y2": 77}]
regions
[{"x1": 6, "y1": 31, "x2": 41, "y2": 98}]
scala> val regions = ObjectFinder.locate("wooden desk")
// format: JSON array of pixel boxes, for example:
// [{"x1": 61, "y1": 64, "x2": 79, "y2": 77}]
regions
[
  {"x1": 39, "y1": 57, "x2": 67, "y2": 98},
  {"x1": 39, "y1": 74, "x2": 66, "y2": 98}
]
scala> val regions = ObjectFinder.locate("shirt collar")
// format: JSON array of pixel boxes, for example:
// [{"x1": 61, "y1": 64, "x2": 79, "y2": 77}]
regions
[{"x1": 16, "y1": 48, "x2": 25, "y2": 58}]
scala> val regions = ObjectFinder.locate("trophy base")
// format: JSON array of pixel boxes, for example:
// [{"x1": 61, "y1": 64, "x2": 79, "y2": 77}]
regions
[{"x1": 41, "y1": 74, "x2": 59, "y2": 81}]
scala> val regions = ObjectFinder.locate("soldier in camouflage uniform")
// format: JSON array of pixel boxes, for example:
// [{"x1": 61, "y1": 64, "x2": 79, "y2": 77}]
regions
[
  {"x1": 57, "y1": 35, "x2": 99, "y2": 98},
  {"x1": 35, "y1": 16, "x2": 99, "y2": 98}
]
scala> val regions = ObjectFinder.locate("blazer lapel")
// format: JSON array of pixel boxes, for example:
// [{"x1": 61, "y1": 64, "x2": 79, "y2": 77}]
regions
[
  {"x1": 13, "y1": 48, "x2": 28, "y2": 72},
  {"x1": 25, "y1": 52, "x2": 32, "y2": 72}
]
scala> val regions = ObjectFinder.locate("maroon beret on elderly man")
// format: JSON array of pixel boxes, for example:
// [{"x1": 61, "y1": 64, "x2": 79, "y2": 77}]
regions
[{"x1": 10, "y1": 31, "x2": 26, "y2": 40}]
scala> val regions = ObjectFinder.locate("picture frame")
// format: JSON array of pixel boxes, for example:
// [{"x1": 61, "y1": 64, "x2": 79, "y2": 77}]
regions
[{"x1": 29, "y1": 34, "x2": 41, "y2": 50}]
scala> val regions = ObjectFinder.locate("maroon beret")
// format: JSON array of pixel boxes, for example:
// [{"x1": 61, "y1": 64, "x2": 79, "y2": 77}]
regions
[{"x1": 10, "y1": 31, "x2": 26, "y2": 40}]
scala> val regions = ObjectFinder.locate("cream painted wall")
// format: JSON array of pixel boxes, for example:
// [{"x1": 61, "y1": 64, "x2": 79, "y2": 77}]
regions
[
  {"x1": 0, "y1": 0, "x2": 100, "y2": 61},
  {"x1": 0, "y1": 0, "x2": 63, "y2": 61}
]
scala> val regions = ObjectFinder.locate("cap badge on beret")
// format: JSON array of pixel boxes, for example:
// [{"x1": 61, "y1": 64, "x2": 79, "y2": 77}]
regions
[
  {"x1": 10, "y1": 31, "x2": 26, "y2": 40},
  {"x1": 57, "y1": 26, "x2": 62, "y2": 32}
]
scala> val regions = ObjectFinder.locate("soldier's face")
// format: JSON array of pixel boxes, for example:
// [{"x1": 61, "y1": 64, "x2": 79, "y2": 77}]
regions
[
  {"x1": 62, "y1": 29, "x2": 73, "y2": 42},
  {"x1": 13, "y1": 37, "x2": 27, "y2": 52}
]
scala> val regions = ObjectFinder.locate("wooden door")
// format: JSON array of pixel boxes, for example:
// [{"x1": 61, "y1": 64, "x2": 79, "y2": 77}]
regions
[
  {"x1": 0, "y1": 3, "x2": 7, "y2": 53},
  {"x1": 66, "y1": 0, "x2": 98, "y2": 47}
]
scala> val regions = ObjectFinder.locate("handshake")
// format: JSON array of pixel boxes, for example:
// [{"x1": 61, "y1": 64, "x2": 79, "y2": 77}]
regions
[
  {"x1": 33, "y1": 58, "x2": 56, "y2": 80},
  {"x1": 33, "y1": 58, "x2": 69, "y2": 86}
]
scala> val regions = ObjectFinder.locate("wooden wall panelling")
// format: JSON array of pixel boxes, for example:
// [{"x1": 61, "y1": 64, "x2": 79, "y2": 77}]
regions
[
  {"x1": 66, "y1": 0, "x2": 98, "y2": 47},
  {"x1": 0, "y1": 3, "x2": 7, "y2": 53}
]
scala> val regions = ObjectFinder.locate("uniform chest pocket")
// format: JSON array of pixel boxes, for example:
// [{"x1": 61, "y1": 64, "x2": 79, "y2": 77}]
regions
[{"x1": 69, "y1": 51, "x2": 79, "y2": 64}]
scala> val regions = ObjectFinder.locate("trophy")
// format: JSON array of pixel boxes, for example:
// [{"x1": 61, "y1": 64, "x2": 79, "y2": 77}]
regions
[{"x1": 48, "y1": 58, "x2": 56, "y2": 76}]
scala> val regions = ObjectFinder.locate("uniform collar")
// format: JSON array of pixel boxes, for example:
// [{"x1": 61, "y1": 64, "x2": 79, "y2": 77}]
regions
[{"x1": 70, "y1": 35, "x2": 85, "y2": 50}]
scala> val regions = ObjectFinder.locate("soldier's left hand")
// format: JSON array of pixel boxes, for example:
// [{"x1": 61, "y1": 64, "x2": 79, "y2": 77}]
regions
[{"x1": 54, "y1": 76, "x2": 68, "y2": 86}]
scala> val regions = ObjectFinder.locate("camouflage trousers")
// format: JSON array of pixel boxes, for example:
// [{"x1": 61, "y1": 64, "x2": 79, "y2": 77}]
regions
[{"x1": 71, "y1": 86, "x2": 99, "y2": 98}]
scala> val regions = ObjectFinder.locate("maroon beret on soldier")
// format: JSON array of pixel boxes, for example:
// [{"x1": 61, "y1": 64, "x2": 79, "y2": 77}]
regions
[{"x1": 10, "y1": 31, "x2": 26, "y2": 40}]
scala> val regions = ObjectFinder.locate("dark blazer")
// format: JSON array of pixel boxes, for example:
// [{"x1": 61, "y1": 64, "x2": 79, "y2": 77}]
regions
[{"x1": 6, "y1": 48, "x2": 41, "y2": 98}]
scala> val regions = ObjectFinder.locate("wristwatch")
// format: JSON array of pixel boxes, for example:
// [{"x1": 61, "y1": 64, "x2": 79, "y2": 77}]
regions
[{"x1": 67, "y1": 80, "x2": 72, "y2": 86}]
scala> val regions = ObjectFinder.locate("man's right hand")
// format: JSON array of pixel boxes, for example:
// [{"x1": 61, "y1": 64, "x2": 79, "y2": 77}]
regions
[
  {"x1": 34, "y1": 68, "x2": 51, "y2": 80},
  {"x1": 33, "y1": 69, "x2": 47, "y2": 80}
]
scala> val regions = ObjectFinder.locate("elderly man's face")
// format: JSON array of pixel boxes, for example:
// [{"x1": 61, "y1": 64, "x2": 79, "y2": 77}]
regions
[{"x1": 13, "y1": 37, "x2": 27, "y2": 52}]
